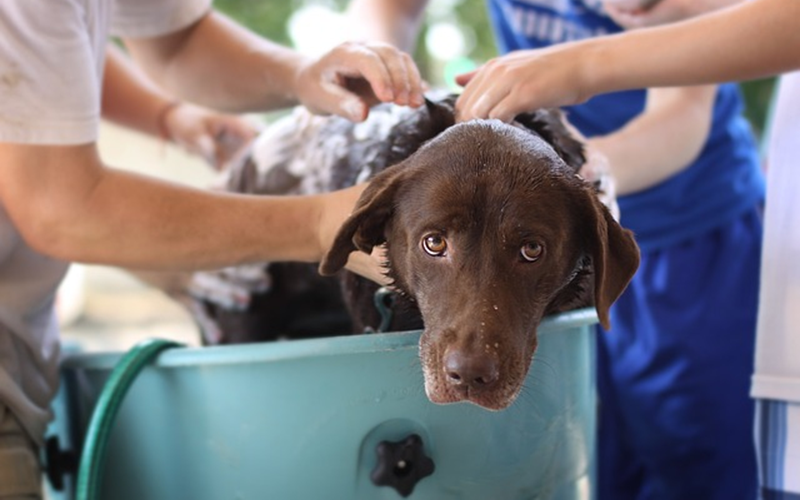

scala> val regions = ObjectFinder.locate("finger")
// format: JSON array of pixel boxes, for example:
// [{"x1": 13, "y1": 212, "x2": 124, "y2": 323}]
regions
[
  {"x1": 402, "y1": 52, "x2": 425, "y2": 107},
  {"x1": 319, "y1": 82, "x2": 369, "y2": 122},
  {"x1": 453, "y1": 68, "x2": 487, "y2": 118},
  {"x1": 368, "y1": 45, "x2": 410, "y2": 104},
  {"x1": 457, "y1": 70, "x2": 513, "y2": 122},
  {"x1": 466, "y1": 87, "x2": 512, "y2": 122},
  {"x1": 345, "y1": 246, "x2": 392, "y2": 286},
  {"x1": 455, "y1": 68, "x2": 499, "y2": 120},
  {"x1": 333, "y1": 44, "x2": 396, "y2": 103},
  {"x1": 485, "y1": 95, "x2": 519, "y2": 123},
  {"x1": 219, "y1": 118, "x2": 258, "y2": 143},
  {"x1": 454, "y1": 69, "x2": 477, "y2": 87}
]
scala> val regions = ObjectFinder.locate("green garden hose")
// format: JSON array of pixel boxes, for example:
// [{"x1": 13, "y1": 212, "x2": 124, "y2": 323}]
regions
[{"x1": 75, "y1": 338, "x2": 183, "y2": 500}]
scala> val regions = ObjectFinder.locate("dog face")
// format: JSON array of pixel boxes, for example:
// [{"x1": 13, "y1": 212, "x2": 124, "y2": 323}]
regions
[{"x1": 321, "y1": 117, "x2": 639, "y2": 410}]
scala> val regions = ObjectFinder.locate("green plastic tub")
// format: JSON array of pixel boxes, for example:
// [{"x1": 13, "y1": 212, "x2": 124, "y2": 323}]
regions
[{"x1": 48, "y1": 309, "x2": 597, "y2": 500}]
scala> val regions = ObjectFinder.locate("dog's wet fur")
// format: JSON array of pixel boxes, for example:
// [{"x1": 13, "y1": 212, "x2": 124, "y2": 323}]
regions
[{"x1": 195, "y1": 96, "x2": 640, "y2": 410}]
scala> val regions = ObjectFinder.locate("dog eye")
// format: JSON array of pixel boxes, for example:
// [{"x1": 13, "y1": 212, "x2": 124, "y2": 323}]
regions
[
  {"x1": 422, "y1": 233, "x2": 448, "y2": 256},
  {"x1": 520, "y1": 242, "x2": 543, "y2": 262}
]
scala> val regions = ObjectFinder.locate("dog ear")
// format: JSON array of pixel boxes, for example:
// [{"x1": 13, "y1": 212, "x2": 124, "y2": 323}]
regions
[
  {"x1": 382, "y1": 96, "x2": 457, "y2": 166},
  {"x1": 424, "y1": 95, "x2": 457, "y2": 127},
  {"x1": 318, "y1": 164, "x2": 409, "y2": 276},
  {"x1": 579, "y1": 190, "x2": 640, "y2": 330},
  {"x1": 514, "y1": 109, "x2": 586, "y2": 173}
]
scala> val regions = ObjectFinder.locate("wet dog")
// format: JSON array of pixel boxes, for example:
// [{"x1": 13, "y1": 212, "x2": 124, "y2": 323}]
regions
[{"x1": 175, "y1": 95, "x2": 640, "y2": 410}]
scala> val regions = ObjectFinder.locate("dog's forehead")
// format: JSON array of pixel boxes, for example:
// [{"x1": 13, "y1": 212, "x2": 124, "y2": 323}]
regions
[
  {"x1": 401, "y1": 119, "x2": 575, "y2": 202},
  {"x1": 396, "y1": 135, "x2": 582, "y2": 236},
  {"x1": 416, "y1": 119, "x2": 565, "y2": 166}
]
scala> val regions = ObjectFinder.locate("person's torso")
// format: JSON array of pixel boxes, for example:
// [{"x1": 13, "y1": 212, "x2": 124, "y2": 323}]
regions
[
  {"x1": 0, "y1": 0, "x2": 210, "y2": 443},
  {"x1": 0, "y1": 200, "x2": 68, "y2": 443},
  {"x1": 752, "y1": 72, "x2": 800, "y2": 401},
  {"x1": 0, "y1": 205, "x2": 69, "y2": 321},
  {"x1": 486, "y1": 0, "x2": 765, "y2": 250},
  {"x1": 0, "y1": 0, "x2": 112, "y2": 361}
]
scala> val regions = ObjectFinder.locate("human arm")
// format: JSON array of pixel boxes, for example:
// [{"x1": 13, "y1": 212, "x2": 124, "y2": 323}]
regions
[
  {"x1": 346, "y1": 0, "x2": 430, "y2": 52},
  {"x1": 102, "y1": 44, "x2": 257, "y2": 169},
  {"x1": 588, "y1": 85, "x2": 715, "y2": 195},
  {"x1": 124, "y1": 11, "x2": 424, "y2": 121},
  {"x1": 0, "y1": 142, "x2": 385, "y2": 281},
  {"x1": 0, "y1": 2, "x2": 417, "y2": 284},
  {"x1": 455, "y1": 0, "x2": 800, "y2": 121}
]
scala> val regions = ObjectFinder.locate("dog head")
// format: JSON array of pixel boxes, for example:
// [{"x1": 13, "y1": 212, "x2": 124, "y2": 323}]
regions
[{"x1": 320, "y1": 101, "x2": 639, "y2": 410}]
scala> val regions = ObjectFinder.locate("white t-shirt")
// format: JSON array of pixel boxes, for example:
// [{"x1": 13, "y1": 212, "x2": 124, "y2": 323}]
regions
[
  {"x1": 751, "y1": 71, "x2": 800, "y2": 404},
  {"x1": 0, "y1": 0, "x2": 211, "y2": 445}
]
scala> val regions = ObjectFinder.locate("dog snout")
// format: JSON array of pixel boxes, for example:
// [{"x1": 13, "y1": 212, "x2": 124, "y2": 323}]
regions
[{"x1": 443, "y1": 346, "x2": 500, "y2": 389}]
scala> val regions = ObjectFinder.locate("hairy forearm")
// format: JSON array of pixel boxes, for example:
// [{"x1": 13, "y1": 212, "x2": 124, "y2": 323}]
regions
[
  {"x1": 346, "y1": 0, "x2": 428, "y2": 51},
  {"x1": 589, "y1": 85, "x2": 716, "y2": 195},
  {"x1": 0, "y1": 144, "x2": 357, "y2": 271},
  {"x1": 586, "y1": 0, "x2": 800, "y2": 94},
  {"x1": 62, "y1": 173, "x2": 324, "y2": 270},
  {"x1": 124, "y1": 12, "x2": 306, "y2": 113}
]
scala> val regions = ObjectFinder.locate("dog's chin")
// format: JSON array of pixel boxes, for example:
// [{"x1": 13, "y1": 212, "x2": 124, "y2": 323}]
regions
[
  {"x1": 421, "y1": 368, "x2": 525, "y2": 411},
  {"x1": 423, "y1": 378, "x2": 522, "y2": 411}
]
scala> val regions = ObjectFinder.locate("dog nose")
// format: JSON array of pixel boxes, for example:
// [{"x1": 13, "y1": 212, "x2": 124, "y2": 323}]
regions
[{"x1": 443, "y1": 348, "x2": 499, "y2": 388}]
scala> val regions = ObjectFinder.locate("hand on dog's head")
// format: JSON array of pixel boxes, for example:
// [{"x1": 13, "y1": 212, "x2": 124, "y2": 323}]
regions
[{"x1": 320, "y1": 98, "x2": 639, "y2": 410}]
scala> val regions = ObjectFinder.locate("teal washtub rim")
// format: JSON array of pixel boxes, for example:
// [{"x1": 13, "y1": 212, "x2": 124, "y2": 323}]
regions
[{"x1": 61, "y1": 308, "x2": 598, "y2": 371}]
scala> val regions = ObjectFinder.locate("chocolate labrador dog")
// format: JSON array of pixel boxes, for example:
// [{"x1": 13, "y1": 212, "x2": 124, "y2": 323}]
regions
[{"x1": 168, "y1": 95, "x2": 639, "y2": 411}]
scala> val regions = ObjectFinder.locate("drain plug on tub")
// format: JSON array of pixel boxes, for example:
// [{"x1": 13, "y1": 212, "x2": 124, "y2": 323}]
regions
[{"x1": 370, "y1": 434, "x2": 435, "y2": 497}]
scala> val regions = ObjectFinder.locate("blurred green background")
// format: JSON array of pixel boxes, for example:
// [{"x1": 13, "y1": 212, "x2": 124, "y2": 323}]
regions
[{"x1": 215, "y1": 0, "x2": 776, "y2": 141}]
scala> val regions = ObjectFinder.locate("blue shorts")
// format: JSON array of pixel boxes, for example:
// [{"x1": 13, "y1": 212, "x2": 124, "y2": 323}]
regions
[{"x1": 597, "y1": 208, "x2": 762, "y2": 500}]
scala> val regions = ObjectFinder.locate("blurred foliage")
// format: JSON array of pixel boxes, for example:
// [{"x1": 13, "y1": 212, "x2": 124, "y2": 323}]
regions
[
  {"x1": 214, "y1": 0, "x2": 775, "y2": 141},
  {"x1": 452, "y1": 0, "x2": 497, "y2": 61},
  {"x1": 741, "y1": 78, "x2": 776, "y2": 140},
  {"x1": 214, "y1": 0, "x2": 294, "y2": 46}
]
